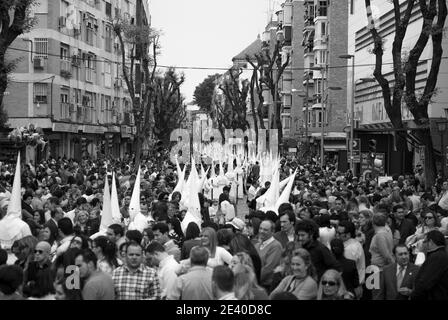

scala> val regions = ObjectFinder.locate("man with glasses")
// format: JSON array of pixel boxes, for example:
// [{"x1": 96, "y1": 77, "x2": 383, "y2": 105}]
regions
[
  {"x1": 411, "y1": 230, "x2": 448, "y2": 300},
  {"x1": 23, "y1": 241, "x2": 52, "y2": 297}
]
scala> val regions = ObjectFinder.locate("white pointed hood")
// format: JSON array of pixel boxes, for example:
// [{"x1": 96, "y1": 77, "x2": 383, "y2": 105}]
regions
[
  {"x1": 128, "y1": 166, "x2": 141, "y2": 222},
  {"x1": 0, "y1": 153, "x2": 32, "y2": 249},
  {"x1": 100, "y1": 175, "x2": 112, "y2": 231},
  {"x1": 259, "y1": 163, "x2": 280, "y2": 212},
  {"x1": 110, "y1": 172, "x2": 122, "y2": 224},
  {"x1": 171, "y1": 162, "x2": 186, "y2": 198},
  {"x1": 181, "y1": 211, "x2": 202, "y2": 235},
  {"x1": 275, "y1": 169, "x2": 297, "y2": 211}
]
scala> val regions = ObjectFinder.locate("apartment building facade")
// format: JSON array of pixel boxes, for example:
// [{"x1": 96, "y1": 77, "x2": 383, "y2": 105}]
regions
[
  {"x1": 266, "y1": 0, "x2": 349, "y2": 162},
  {"x1": 347, "y1": 0, "x2": 448, "y2": 175},
  {"x1": 4, "y1": 0, "x2": 148, "y2": 161}
]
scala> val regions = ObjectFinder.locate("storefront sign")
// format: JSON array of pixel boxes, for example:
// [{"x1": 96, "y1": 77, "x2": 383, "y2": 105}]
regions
[
  {"x1": 121, "y1": 125, "x2": 131, "y2": 138},
  {"x1": 52, "y1": 122, "x2": 79, "y2": 133},
  {"x1": 82, "y1": 125, "x2": 106, "y2": 134},
  {"x1": 107, "y1": 125, "x2": 120, "y2": 133}
]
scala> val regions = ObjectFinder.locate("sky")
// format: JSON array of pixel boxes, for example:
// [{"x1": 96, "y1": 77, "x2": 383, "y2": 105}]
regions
[{"x1": 149, "y1": 0, "x2": 277, "y2": 104}]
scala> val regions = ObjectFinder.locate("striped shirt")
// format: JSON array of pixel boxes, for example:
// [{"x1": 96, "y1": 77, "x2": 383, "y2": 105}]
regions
[{"x1": 112, "y1": 264, "x2": 161, "y2": 300}]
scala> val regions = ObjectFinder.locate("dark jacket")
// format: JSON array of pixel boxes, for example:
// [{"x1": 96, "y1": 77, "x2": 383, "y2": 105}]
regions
[
  {"x1": 304, "y1": 240, "x2": 340, "y2": 280},
  {"x1": 411, "y1": 247, "x2": 448, "y2": 300},
  {"x1": 44, "y1": 219, "x2": 59, "y2": 243},
  {"x1": 396, "y1": 218, "x2": 416, "y2": 245},
  {"x1": 273, "y1": 231, "x2": 297, "y2": 249},
  {"x1": 373, "y1": 262, "x2": 419, "y2": 300},
  {"x1": 338, "y1": 256, "x2": 359, "y2": 294}
]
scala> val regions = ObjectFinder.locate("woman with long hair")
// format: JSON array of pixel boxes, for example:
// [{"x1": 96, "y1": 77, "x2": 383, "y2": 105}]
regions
[
  {"x1": 269, "y1": 248, "x2": 318, "y2": 300},
  {"x1": 317, "y1": 269, "x2": 354, "y2": 300},
  {"x1": 228, "y1": 234, "x2": 262, "y2": 283},
  {"x1": 406, "y1": 210, "x2": 441, "y2": 256},
  {"x1": 200, "y1": 227, "x2": 232, "y2": 267},
  {"x1": 92, "y1": 236, "x2": 119, "y2": 275},
  {"x1": 27, "y1": 268, "x2": 55, "y2": 300},
  {"x1": 232, "y1": 264, "x2": 268, "y2": 300},
  {"x1": 181, "y1": 222, "x2": 202, "y2": 260},
  {"x1": 357, "y1": 210, "x2": 375, "y2": 266}
]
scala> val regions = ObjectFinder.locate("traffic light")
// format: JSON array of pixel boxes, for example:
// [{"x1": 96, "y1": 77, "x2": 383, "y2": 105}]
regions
[{"x1": 368, "y1": 139, "x2": 377, "y2": 159}]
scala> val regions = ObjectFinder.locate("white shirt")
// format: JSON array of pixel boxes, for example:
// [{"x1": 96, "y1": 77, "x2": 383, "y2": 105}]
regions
[
  {"x1": 319, "y1": 227, "x2": 336, "y2": 249},
  {"x1": 219, "y1": 292, "x2": 238, "y2": 300},
  {"x1": 247, "y1": 186, "x2": 259, "y2": 202},
  {"x1": 207, "y1": 246, "x2": 233, "y2": 268},
  {"x1": 259, "y1": 236, "x2": 275, "y2": 251},
  {"x1": 55, "y1": 235, "x2": 75, "y2": 259},
  {"x1": 344, "y1": 238, "x2": 366, "y2": 284},
  {"x1": 158, "y1": 255, "x2": 180, "y2": 298}
]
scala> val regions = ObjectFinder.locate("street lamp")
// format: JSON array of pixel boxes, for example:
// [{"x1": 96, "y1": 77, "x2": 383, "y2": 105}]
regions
[
  {"x1": 339, "y1": 53, "x2": 377, "y2": 175},
  {"x1": 311, "y1": 65, "x2": 342, "y2": 168}
]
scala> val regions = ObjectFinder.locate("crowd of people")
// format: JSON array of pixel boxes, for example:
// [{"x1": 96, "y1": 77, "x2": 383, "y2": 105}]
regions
[{"x1": 0, "y1": 151, "x2": 448, "y2": 300}]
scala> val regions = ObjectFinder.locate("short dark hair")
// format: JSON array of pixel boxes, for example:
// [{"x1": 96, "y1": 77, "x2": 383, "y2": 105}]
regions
[
  {"x1": 278, "y1": 203, "x2": 294, "y2": 216},
  {"x1": 23, "y1": 192, "x2": 33, "y2": 201},
  {"x1": 295, "y1": 219, "x2": 319, "y2": 240},
  {"x1": 145, "y1": 241, "x2": 165, "y2": 255},
  {"x1": 185, "y1": 222, "x2": 201, "y2": 241},
  {"x1": 393, "y1": 244, "x2": 409, "y2": 255},
  {"x1": 0, "y1": 248, "x2": 7, "y2": 266},
  {"x1": 75, "y1": 197, "x2": 87, "y2": 207},
  {"x1": 126, "y1": 230, "x2": 143, "y2": 244},
  {"x1": 58, "y1": 217, "x2": 74, "y2": 236},
  {"x1": 152, "y1": 222, "x2": 169, "y2": 234},
  {"x1": 0, "y1": 265, "x2": 23, "y2": 295},
  {"x1": 126, "y1": 242, "x2": 143, "y2": 254},
  {"x1": 426, "y1": 230, "x2": 446, "y2": 247},
  {"x1": 212, "y1": 265, "x2": 234, "y2": 293},
  {"x1": 108, "y1": 224, "x2": 124, "y2": 237},
  {"x1": 372, "y1": 213, "x2": 387, "y2": 227},
  {"x1": 279, "y1": 210, "x2": 296, "y2": 225},
  {"x1": 48, "y1": 197, "x2": 60, "y2": 205},
  {"x1": 76, "y1": 248, "x2": 98, "y2": 268},
  {"x1": 392, "y1": 204, "x2": 405, "y2": 213},
  {"x1": 338, "y1": 220, "x2": 356, "y2": 238}
]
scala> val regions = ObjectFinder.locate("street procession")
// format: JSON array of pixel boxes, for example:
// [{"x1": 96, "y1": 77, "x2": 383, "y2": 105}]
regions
[{"x1": 1, "y1": 0, "x2": 448, "y2": 302}]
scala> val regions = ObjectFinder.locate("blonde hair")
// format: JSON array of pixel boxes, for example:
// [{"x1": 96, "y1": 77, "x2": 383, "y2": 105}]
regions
[
  {"x1": 234, "y1": 252, "x2": 254, "y2": 270},
  {"x1": 201, "y1": 227, "x2": 217, "y2": 257},
  {"x1": 317, "y1": 269, "x2": 349, "y2": 300},
  {"x1": 233, "y1": 264, "x2": 264, "y2": 300}
]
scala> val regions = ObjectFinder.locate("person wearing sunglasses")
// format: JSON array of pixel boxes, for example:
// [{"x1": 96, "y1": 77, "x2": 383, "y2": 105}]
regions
[
  {"x1": 22, "y1": 241, "x2": 52, "y2": 298},
  {"x1": 405, "y1": 211, "x2": 441, "y2": 257},
  {"x1": 317, "y1": 269, "x2": 354, "y2": 300}
]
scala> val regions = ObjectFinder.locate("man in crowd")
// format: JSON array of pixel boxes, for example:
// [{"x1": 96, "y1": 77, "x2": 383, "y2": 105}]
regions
[
  {"x1": 274, "y1": 210, "x2": 297, "y2": 248},
  {"x1": 255, "y1": 220, "x2": 283, "y2": 290},
  {"x1": 75, "y1": 249, "x2": 115, "y2": 300},
  {"x1": 212, "y1": 265, "x2": 237, "y2": 300},
  {"x1": 152, "y1": 222, "x2": 180, "y2": 262},
  {"x1": 392, "y1": 204, "x2": 416, "y2": 244},
  {"x1": 411, "y1": 230, "x2": 448, "y2": 300},
  {"x1": 113, "y1": 242, "x2": 161, "y2": 300},
  {"x1": 167, "y1": 246, "x2": 213, "y2": 300},
  {"x1": 374, "y1": 244, "x2": 419, "y2": 300},
  {"x1": 145, "y1": 241, "x2": 179, "y2": 299}
]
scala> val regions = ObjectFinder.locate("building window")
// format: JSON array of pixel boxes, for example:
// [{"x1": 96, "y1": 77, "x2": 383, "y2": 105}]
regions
[
  {"x1": 105, "y1": 24, "x2": 112, "y2": 52},
  {"x1": 321, "y1": 22, "x2": 326, "y2": 37},
  {"x1": 34, "y1": 83, "x2": 48, "y2": 104},
  {"x1": 350, "y1": 0, "x2": 354, "y2": 14},
  {"x1": 105, "y1": 1, "x2": 112, "y2": 17},
  {"x1": 34, "y1": 38, "x2": 48, "y2": 58}
]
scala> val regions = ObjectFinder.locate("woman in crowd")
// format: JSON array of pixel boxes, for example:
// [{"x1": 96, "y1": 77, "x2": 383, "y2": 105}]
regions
[
  {"x1": 317, "y1": 269, "x2": 354, "y2": 300},
  {"x1": 229, "y1": 234, "x2": 262, "y2": 283},
  {"x1": 92, "y1": 236, "x2": 119, "y2": 275},
  {"x1": 54, "y1": 277, "x2": 82, "y2": 300},
  {"x1": 69, "y1": 234, "x2": 90, "y2": 250},
  {"x1": 369, "y1": 213, "x2": 394, "y2": 270},
  {"x1": 269, "y1": 248, "x2": 318, "y2": 300},
  {"x1": 406, "y1": 210, "x2": 441, "y2": 256},
  {"x1": 181, "y1": 222, "x2": 202, "y2": 260},
  {"x1": 26, "y1": 268, "x2": 55, "y2": 300},
  {"x1": 357, "y1": 210, "x2": 375, "y2": 266},
  {"x1": 232, "y1": 264, "x2": 268, "y2": 300},
  {"x1": 200, "y1": 227, "x2": 232, "y2": 267}
]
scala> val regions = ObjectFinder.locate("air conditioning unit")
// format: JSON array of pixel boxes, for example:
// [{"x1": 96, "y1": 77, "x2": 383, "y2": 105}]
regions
[
  {"x1": 87, "y1": 22, "x2": 92, "y2": 28},
  {"x1": 59, "y1": 16, "x2": 66, "y2": 27},
  {"x1": 33, "y1": 57, "x2": 44, "y2": 69}
]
